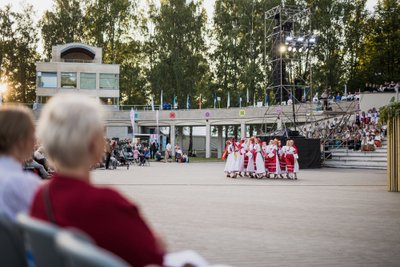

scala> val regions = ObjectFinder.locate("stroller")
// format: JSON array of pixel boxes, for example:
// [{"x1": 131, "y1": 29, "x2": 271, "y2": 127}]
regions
[{"x1": 122, "y1": 146, "x2": 135, "y2": 168}]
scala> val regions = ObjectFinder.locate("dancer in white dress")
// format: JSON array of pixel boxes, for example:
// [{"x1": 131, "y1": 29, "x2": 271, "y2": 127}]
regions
[
  {"x1": 254, "y1": 139, "x2": 266, "y2": 178},
  {"x1": 223, "y1": 140, "x2": 235, "y2": 177},
  {"x1": 245, "y1": 138, "x2": 255, "y2": 177}
]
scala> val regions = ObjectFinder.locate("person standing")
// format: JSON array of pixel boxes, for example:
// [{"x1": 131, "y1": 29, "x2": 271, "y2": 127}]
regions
[
  {"x1": 254, "y1": 139, "x2": 266, "y2": 179},
  {"x1": 223, "y1": 140, "x2": 235, "y2": 178},
  {"x1": 165, "y1": 142, "x2": 172, "y2": 163},
  {"x1": 104, "y1": 138, "x2": 112, "y2": 169},
  {"x1": 0, "y1": 105, "x2": 41, "y2": 220},
  {"x1": 285, "y1": 140, "x2": 299, "y2": 179}
]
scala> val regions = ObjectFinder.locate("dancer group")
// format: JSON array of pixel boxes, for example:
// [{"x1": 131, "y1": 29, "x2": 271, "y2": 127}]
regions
[{"x1": 223, "y1": 137, "x2": 299, "y2": 179}]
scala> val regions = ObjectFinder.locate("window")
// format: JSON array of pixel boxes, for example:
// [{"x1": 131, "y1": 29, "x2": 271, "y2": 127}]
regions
[
  {"x1": 37, "y1": 72, "x2": 57, "y2": 88},
  {"x1": 61, "y1": 72, "x2": 77, "y2": 88},
  {"x1": 100, "y1": 73, "x2": 118, "y2": 89},
  {"x1": 80, "y1": 73, "x2": 96, "y2": 89}
]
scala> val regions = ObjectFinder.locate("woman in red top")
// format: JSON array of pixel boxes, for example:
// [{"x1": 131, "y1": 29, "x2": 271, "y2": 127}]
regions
[{"x1": 30, "y1": 94, "x2": 165, "y2": 267}]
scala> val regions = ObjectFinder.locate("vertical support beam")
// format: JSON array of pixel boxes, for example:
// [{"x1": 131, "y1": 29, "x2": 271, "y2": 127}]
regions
[
  {"x1": 205, "y1": 121, "x2": 211, "y2": 158},
  {"x1": 178, "y1": 126, "x2": 184, "y2": 150},
  {"x1": 217, "y1": 125, "x2": 223, "y2": 158},
  {"x1": 240, "y1": 121, "x2": 246, "y2": 139},
  {"x1": 170, "y1": 123, "x2": 175, "y2": 157}
]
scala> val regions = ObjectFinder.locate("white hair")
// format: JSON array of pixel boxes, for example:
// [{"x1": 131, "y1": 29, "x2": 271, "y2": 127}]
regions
[{"x1": 36, "y1": 93, "x2": 104, "y2": 168}]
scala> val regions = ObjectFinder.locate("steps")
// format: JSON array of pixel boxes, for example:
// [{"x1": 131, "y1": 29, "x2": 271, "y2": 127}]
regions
[{"x1": 323, "y1": 141, "x2": 388, "y2": 170}]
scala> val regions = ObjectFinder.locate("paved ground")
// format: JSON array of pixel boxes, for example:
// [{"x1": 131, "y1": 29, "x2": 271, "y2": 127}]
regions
[{"x1": 92, "y1": 162, "x2": 400, "y2": 267}]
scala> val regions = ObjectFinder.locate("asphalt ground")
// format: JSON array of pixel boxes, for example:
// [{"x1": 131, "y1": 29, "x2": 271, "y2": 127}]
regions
[{"x1": 92, "y1": 162, "x2": 400, "y2": 267}]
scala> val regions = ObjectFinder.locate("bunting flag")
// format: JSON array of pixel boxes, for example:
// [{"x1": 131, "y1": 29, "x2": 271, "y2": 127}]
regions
[
  {"x1": 213, "y1": 93, "x2": 217, "y2": 109},
  {"x1": 198, "y1": 94, "x2": 202, "y2": 109},
  {"x1": 130, "y1": 108, "x2": 135, "y2": 139},
  {"x1": 160, "y1": 90, "x2": 163, "y2": 110},
  {"x1": 173, "y1": 95, "x2": 177, "y2": 109},
  {"x1": 246, "y1": 88, "x2": 249, "y2": 104},
  {"x1": 186, "y1": 95, "x2": 190, "y2": 110},
  {"x1": 151, "y1": 95, "x2": 155, "y2": 111},
  {"x1": 227, "y1": 91, "x2": 230, "y2": 108}
]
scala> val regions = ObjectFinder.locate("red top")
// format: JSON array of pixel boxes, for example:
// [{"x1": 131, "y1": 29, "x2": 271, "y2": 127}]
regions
[{"x1": 30, "y1": 174, "x2": 165, "y2": 267}]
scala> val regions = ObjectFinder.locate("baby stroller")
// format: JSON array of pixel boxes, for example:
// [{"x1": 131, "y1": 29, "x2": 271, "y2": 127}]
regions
[
  {"x1": 112, "y1": 149, "x2": 130, "y2": 169},
  {"x1": 122, "y1": 146, "x2": 135, "y2": 169}
]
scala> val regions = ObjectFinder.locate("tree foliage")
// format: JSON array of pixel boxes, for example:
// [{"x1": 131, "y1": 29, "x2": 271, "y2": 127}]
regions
[{"x1": 0, "y1": 0, "x2": 399, "y2": 106}]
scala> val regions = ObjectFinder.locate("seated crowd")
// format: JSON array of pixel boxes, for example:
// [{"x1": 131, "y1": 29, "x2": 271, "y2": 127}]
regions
[
  {"x1": 365, "y1": 81, "x2": 400, "y2": 93},
  {"x1": 0, "y1": 94, "x2": 220, "y2": 267},
  {"x1": 303, "y1": 107, "x2": 386, "y2": 152}
]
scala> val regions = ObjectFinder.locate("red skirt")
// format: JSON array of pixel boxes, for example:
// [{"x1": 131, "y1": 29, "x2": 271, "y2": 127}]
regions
[
  {"x1": 285, "y1": 154, "x2": 295, "y2": 173},
  {"x1": 244, "y1": 155, "x2": 249, "y2": 169},
  {"x1": 279, "y1": 155, "x2": 286, "y2": 172}
]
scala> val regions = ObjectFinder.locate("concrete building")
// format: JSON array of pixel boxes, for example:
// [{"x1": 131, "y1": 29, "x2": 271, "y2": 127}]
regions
[{"x1": 35, "y1": 43, "x2": 119, "y2": 105}]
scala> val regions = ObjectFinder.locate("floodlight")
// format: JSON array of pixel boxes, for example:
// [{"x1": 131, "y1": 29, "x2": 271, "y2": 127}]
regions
[
  {"x1": 288, "y1": 46, "x2": 293, "y2": 52},
  {"x1": 285, "y1": 36, "x2": 293, "y2": 42},
  {"x1": 309, "y1": 36, "x2": 316, "y2": 44},
  {"x1": 297, "y1": 36, "x2": 304, "y2": 43},
  {"x1": 279, "y1": 44, "x2": 287, "y2": 53}
]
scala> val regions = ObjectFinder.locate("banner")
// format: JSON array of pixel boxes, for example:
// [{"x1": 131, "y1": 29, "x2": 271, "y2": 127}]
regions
[{"x1": 130, "y1": 108, "x2": 135, "y2": 140}]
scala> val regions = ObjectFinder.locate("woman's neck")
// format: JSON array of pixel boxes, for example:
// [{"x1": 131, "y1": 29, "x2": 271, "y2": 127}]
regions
[{"x1": 56, "y1": 166, "x2": 91, "y2": 182}]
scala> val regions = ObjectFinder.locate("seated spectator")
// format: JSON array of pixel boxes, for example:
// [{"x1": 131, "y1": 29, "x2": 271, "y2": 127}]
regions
[
  {"x1": 30, "y1": 94, "x2": 165, "y2": 267},
  {"x1": 25, "y1": 157, "x2": 49, "y2": 179},
  {"x1": 0, "y1": 105, "x2": 41, "y2": 220},
  {"x1": 34, "y1": 146, "x2": 48, "y2": 171},
  {"x1": 181, "y1": 153, "x2": 189, "y2": 163},
  {"x1": 335, "y1": 93, "x2": 341, "y2": 102},
  {"x1": 367, "y1": 136, "x2": 375, "y2": 151},
  {"x1": 155, "y1": 150, "x2": 163, "y2": 161},
  {"x1": 374, "y1": 131, "x2": 382, "y2": 148}
]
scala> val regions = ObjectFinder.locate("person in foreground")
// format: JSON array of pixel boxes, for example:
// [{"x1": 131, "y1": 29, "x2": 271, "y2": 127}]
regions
[
  {"x1": 0, "y1": 105, "x2": 41, "y2": 220},
  {"x1": 30, "y1": 94, "x2": 165, "y2": 267}
]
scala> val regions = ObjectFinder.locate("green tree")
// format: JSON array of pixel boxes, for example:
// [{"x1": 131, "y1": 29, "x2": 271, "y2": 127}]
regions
[
  {"x1": 146, "y1": 0, "x2": 209, "y2": 108},
  {"x1": 40, "y1": 0, "x2": 85, "y2": 59},
  {"x1": 0, "y1": 5, "x2": 39, "y2": 103},
  {"x1": 359, "y1": 0, "x2": 400, "y2": 86}
]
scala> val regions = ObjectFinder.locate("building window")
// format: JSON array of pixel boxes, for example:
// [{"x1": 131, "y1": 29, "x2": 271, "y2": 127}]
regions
[
  {"x1": 37, "y1": 72, "x2": 57, "y2": 88},
  {"x1": 100, "y1": 73, "x2": 118, "y2": 89},
  {"x1": 80, "y1": 73, "x2": 96, "y2": 89},
  {"x1": 61, "y1": 72, "x2": 77, "y2": 88}
]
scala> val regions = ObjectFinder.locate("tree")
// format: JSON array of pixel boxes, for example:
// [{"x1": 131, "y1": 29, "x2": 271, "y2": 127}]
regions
[
  {"x1": 146, "y1": 0, "x2": 209, "y2": 108},
  {"x1": 359, "y1": 0, "x2": 400, "y2": 86},
  {"x1": 212, "y1": 0, "x2": 279, "y2": 107},
  {"x1": 40, "y1": 0, "x2": 85, "y2": 59},
  {"x1": 0, "y1": 4, "x2": 39, "y2": 103}
]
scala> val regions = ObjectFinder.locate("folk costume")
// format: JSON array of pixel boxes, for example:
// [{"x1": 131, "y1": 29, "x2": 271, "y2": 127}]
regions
[{"x1": 285, "y1": 144, "x2": 299, "y2": 179}]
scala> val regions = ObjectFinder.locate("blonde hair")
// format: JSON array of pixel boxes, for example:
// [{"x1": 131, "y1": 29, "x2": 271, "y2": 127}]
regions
[
  {"x1": 0, "y1": 105, "x2": 34, "y2": 153},
  {"x1": 36, "y1": 93, "x2": 104, "y2": 168}
]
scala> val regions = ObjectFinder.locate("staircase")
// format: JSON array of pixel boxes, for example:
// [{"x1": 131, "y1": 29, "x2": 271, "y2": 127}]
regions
[{"x1": 323, "y1": 140, "x2": 387, "y2": 170}]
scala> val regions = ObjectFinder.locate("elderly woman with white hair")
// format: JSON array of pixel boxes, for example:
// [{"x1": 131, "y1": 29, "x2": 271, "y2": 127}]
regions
[{"x1": 30, "y1": 94, "x2": 165, "y2": 267}]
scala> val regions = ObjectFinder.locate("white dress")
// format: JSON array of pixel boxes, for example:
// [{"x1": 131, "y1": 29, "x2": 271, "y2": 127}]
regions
[
  {"x1": 238, "y1": 143, "x2": 246, "y2": 172},
  {"x1": 254, "y1": 144, "x2": 266, "y2": 174},
  {"x1": 231, "y1": 143, "x2": 241, "y2": 172},
  {"x1": 285, "y1": 146, "x2": 299, "y2": 173},
  {"x1": 224, "y1": 144, "x2": 235, "y2": 173},
  {"x1": 246, "y1": 144, "x2": 255, "y2": 173}
]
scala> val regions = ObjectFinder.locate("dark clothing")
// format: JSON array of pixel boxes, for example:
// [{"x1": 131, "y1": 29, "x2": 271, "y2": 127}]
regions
[{"x1": 30, "y1": 175, "x2": 165, "y2": 267}]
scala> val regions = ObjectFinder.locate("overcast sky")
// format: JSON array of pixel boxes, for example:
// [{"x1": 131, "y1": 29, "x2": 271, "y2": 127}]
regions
[{"x1": 1, "y1": 0, "x2": 379, "y2": 23}]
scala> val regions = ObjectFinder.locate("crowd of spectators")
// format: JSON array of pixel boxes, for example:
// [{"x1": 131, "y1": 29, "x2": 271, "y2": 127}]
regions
[
  {"x1": 302, "y1": 107, "x2": 386, "y2": 152},
  {"x1": 365, "y1": 81, "x2": 400, "y2": 93}
]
